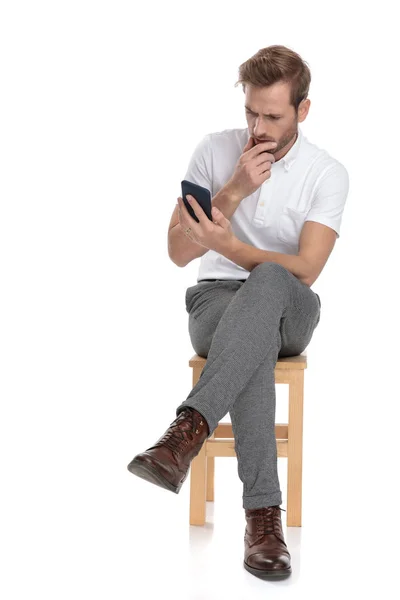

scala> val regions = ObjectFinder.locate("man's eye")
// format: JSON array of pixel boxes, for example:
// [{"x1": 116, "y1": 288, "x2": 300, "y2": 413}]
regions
[{"x1": 245, "y1": 110, "x2": 280, "y2": 120}]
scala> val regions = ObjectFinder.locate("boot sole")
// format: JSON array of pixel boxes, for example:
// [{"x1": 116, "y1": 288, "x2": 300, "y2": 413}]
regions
[
  {"x1": 127, "y1": 456, "x2": 185, "y2": 494},
  {"x1": 243, "y1": 560, "x2": 292, "y2": 580}
]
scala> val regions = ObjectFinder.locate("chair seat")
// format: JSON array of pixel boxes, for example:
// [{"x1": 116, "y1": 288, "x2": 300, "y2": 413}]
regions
[{"x1": 189, "y1": 353, "x2": 307, "y2": 369}]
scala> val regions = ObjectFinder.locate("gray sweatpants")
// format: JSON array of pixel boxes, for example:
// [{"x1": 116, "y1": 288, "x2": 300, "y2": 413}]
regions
[{"x1": 175, "y1": 262, "x2": 321, "y2": 510}]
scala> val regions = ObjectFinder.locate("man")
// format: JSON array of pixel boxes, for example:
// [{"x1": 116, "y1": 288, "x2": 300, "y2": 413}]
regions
[{"x1": 127, "y1": 44, "x2": 349, "y2": 581}]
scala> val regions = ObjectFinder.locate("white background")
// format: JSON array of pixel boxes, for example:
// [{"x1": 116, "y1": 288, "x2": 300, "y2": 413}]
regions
[{"x1": 1, "y1": 1, "x2": 399, "y2": 598}]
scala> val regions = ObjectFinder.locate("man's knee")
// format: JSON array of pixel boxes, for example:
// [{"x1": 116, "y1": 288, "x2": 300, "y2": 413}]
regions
[
  {"x1": 246, "y1": 263, "x2": 292, "y2": 298},
  {"x1": 250, "y1": 262, "x2": 291, "y2": 282}
]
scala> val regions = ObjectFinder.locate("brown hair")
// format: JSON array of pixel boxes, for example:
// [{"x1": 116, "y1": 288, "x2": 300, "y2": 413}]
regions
[{"x1": 234, "y1": 45, "x2": 311, "y2": 114}]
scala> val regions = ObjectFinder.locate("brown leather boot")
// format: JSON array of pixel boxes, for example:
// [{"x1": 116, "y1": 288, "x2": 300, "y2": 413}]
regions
[
  {"x1": 244, "y1": 505, "x2": 292, "y2": 579},
  {"x1": 127, "y1": 407, "x2": 209, "y2": 494}
]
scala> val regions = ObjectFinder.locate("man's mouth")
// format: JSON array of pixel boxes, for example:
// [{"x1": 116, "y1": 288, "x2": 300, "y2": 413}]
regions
[{"x1": 255, "y1": 138, "x2": 274, "y2": 144}]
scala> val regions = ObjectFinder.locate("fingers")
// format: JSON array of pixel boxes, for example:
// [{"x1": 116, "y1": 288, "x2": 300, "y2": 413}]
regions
[
  {"x1": 255, "y1": 152, "x2": 275, "y2": 168},
  {"x1": 186, "y1": 194, "x2": 204, "y2": 223},
  {"x1": 242, "y1": 139, "x2": 277, "y2": 163},
  {"x1": 187, "y1": 195, "x2": 215, "y2": 230},
  {"x1": 177, "y1": 196, "x2": 189, "y2": 226},
  {"x1": 254, "y1": 141, "x2": 277, "y2": 156},
  {"x1": 257, "y1": 164, "x2": 274, "y2": 177},
  {"x1": 243, "y1": 136, "x2": 255, "y2": 152}
]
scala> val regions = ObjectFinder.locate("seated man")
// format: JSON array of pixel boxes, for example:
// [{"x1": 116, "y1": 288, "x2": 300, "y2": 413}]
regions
[{"x1": 127, "y1": 43, "x2": 349, "y2": 581}]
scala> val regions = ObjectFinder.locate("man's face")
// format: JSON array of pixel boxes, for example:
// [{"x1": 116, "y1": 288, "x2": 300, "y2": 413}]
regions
[{"x1": 244, "y1": 82, "x2": 307, "y2": 157}]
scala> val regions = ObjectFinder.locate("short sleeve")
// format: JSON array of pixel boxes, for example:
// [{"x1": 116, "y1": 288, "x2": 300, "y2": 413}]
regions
[
  {"x1": 305, "y1": 162, "x2": 350, "y2": 239},
  {"x1": 180, "y1": 133, "x2": 213, "y2": 197}
]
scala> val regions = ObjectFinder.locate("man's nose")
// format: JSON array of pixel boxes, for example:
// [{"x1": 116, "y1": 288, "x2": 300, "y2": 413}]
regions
[{"x1": 253, "y1": 126, "x2": 268, "y2": 139}]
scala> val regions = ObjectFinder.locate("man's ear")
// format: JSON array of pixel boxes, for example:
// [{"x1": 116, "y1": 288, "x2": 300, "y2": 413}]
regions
[{"x1": 298, "y1": 98, "x2": 311, "y2": 122}]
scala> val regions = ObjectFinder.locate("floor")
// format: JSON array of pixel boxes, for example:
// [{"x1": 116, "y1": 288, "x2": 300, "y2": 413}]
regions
[{"x1": 122, "y1": 455, "x2": 384, "y2": 599}]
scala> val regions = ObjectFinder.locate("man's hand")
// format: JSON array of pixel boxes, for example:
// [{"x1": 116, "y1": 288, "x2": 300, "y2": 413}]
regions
[
  {"x1": 226, "y1": 137, "x2": 277, "y2": 200},
  {"x1": 177, "y1": 194, "x2": 236, "y2": 254}
]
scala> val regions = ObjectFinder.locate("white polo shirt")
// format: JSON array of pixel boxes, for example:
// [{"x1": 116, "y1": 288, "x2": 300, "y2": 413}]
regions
[{"x1": 180, "y1": 126, "x2": 350, "y2": 283}]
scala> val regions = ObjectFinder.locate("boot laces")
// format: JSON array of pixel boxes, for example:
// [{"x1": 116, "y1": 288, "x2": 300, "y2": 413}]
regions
[
  {"x1": 153, "y1": 409, "x2": 205, "y2": 455},
  {"x1": 251, "y1": 506, "x2": 286, "y2": 537}
]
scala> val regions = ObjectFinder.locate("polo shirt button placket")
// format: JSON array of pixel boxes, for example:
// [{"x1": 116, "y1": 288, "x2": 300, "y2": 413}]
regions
[{"x1": 253, "y1": 178, "x2": 272, "y2": 227}]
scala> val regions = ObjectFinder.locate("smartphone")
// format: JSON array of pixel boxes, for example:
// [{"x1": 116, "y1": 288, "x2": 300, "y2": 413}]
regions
[{"x1": 181, "y1": 180, "x2": 212, "y2": 223}]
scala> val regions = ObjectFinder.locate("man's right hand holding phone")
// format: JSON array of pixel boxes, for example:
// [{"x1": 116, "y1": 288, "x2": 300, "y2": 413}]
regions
[{"x1": 225, "y1": 137, "x2": 277, "y2": 202}]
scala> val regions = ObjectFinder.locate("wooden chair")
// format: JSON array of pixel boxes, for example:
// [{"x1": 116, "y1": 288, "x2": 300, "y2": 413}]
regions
[{"x1": 188, "y1": 352, "x2": 307, "y2": 527}]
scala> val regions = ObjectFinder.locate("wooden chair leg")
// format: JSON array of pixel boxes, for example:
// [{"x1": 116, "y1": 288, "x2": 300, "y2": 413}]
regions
[
  {"x1": 189, "y1": 439, "x2": 207, "y2": 525},
  {"x1": 286, "y1": 370, "x2": 304, "y2": 527},
  {"x1": 189, "y1": 364, "x2": 208, "y2": 525},
  {"x1": 206, "y1": 431, "x2": 215, "y2": 501}
]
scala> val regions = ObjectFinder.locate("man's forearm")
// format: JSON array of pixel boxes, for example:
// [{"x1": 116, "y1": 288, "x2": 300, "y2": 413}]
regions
[
  {"x1": 168, "y1": 184, "x2": 243, "y2": 267},
  {"x1": 221, "y1": 238, "x2": 311, "y2": 286}
]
